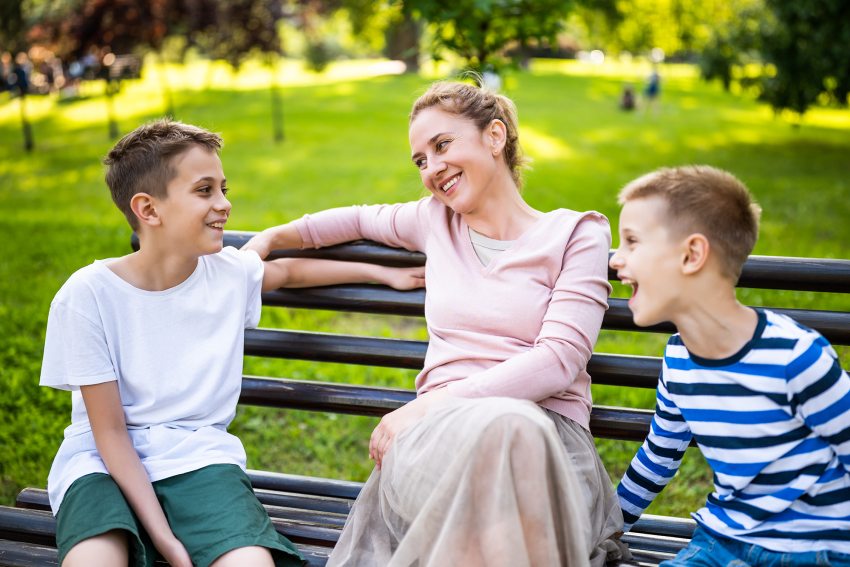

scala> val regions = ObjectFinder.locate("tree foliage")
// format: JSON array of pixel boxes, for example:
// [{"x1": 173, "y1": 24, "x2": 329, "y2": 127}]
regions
[
  {"x1": 407, "y1": 0, "x2": 575, "y2": 72},
  {"x1": 758, "y1": 0, "x2": 850, "y2": 114},
  {"x1": 699, "y1": 0, "x2": 850, "y2": 115}
]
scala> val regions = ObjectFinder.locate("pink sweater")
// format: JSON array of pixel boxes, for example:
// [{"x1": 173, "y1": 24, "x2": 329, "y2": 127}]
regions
[{"x1": 293, "y1": 197, "x2": 612, "y2": 429}]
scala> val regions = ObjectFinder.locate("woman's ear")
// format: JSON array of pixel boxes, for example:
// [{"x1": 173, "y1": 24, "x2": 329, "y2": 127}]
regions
[
  {"x1": 130, "y1": 193, "x2": 161, "y2": 227},
  {"x1": 487, "y1": 119, "x2": 507, "y2": 156},
  {"x1": 681, "y1": 233, "x2": 710, "y2": 275}
]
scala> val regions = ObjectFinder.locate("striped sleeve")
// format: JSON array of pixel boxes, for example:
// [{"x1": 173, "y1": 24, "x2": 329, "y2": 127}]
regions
[
  {"x1": 617, "y1": 369, "x2": 693, "y2": 531},
  {"x1": 787, "y1": 333, "x2": 850, "y2": 472}
]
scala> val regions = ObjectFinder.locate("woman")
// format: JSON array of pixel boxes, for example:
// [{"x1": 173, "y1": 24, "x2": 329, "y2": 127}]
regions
[{"x1": 244, "y1": 81, "x2": 628, "y2": 566}]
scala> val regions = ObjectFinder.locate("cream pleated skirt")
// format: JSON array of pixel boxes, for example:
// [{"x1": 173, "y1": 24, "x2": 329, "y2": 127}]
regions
[{"x1": 327, "y1": 397, "x2": 630, "y2": 567}]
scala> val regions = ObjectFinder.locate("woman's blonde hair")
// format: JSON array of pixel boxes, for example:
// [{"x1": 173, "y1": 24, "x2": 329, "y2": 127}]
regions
[{"x1": 410, "y1": 81, "x2": 527, "y2": 187}]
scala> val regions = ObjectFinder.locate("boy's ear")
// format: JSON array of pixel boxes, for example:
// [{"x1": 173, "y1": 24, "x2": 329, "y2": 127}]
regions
[
  {"x1": 681, "y1": 233, "x2": 710, "y2": 275},
  {"x1": 130, "y1": 193, "x2": 161, "y2": 227}
]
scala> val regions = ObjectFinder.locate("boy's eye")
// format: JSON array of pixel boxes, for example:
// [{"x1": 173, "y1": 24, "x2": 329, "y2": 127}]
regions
[
  {"x1": 436, "y1": 139, "x2": 450, "y2": 152},
  {"x1": 221, "y1": 187, "x2": 229, "y2": 196},
  {"x1": 198, "y1": 186, "x2": 211, "y2": 193}
]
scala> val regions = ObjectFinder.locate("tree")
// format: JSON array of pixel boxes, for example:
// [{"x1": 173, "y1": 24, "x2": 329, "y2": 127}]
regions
[
  {"x1": 699, "y1": 0, "x2": 849, "y2": 116},
  {"x1": 407, "y1": 0, "x2": 575, "y2": 73},
  {"x1": 191, "y1": 0, "x2": 286, "y2": 141},
  {"x1": 758, "y1": 0, "x2": 850, "y2": 115}
]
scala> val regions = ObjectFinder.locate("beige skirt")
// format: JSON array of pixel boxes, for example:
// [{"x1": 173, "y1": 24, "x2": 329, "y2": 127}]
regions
[{"x1": 327, "y1": 397, "x2": 630, "y2": 567}]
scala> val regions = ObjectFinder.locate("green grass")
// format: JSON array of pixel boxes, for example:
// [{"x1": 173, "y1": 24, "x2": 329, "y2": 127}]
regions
[{"x1": 1, "y1": 57, "x2": 848, "y2": 521}]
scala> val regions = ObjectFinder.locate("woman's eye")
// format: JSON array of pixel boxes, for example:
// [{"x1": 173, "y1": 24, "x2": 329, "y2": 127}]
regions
[
  {"x1": 436, "y1": 140, "x2": 450, "y2": 151},
  {"x1": 198, "y1": 186, "x2": 211, "y2": 193},
  {"x1": 414, "y1": 158, "x2": 426, "y2": 169},
  {"x1": 221, "y1": 187, "x2": 229, "y2": 196}
]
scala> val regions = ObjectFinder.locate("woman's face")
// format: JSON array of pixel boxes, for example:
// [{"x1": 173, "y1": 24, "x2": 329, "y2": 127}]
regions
[{"x1": 409, "y1": 107, "x2": 503, "y2": 216}]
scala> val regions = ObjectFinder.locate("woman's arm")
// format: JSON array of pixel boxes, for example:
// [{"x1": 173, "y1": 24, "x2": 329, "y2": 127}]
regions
[
  {"x1": 243, "y1": 200, "x2": 433, "y2": 259},
  {"x1": 241, "y1": 223, "x2": 304, "y2": 259},
  {"x1": 447, "y1": 217, "x2": 611, "y2": 401},
  {"x1": 262, "y1": 258, "x2": 424, "y2": 291},
  {"x1": 81, "y1": 382, "x2": 192, "y2": 567}
]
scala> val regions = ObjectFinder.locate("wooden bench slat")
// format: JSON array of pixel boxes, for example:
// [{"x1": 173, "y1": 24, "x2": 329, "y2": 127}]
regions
[
  {"x1": 16, "y1": 486, "x2": 355, "y2": 517},
  {"x1": 245, "y1": 329, "x2": 664, "y2": 387},
  {"x1": 240, "y1": 375, "x2": 657, "y2": 441},
  {"x1": 621, "y1": 532, "x2": 689, "y2": 555},
  {"x1": 0, "y1": 539, "x2": 59, "y2": 567},
  {"x1": 0, "y1": 508, "x2": 54, "y2": 548},
  {"x1": 245, "y1": 328, "x2": 427, "y2": 369},
  {"x1": 246, "y1": 470, "x2": 363, "y2": 501},
  {"x1": 260, "y1": 289, "x2": 850, "y2": 345},
  {"x1": 606, "y1": 301, "x2": 850, "y2": 345}
]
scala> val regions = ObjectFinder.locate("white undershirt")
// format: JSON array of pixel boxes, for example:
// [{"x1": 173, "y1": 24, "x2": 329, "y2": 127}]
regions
[{"x1": 468, "y1": 227, "x2": 515, "y2": 266}]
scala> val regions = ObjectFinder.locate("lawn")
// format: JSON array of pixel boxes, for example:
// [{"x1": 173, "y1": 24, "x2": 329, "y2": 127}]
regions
[{"x1": 1, "y1": 57, "x2": 848, "y2": 520}]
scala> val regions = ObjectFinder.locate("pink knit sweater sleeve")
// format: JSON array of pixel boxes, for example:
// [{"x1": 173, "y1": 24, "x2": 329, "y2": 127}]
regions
[
  {"x1": 446, "y1": 216, "x2": 612, "y2": 401},
  {"x1": 292, "y1": 198, "x2": 432, "y2": 253}
]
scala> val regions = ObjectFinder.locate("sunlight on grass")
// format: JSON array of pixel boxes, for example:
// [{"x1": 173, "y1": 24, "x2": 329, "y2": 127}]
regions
[{"x1": 522, "y1": 126, "x2": 576, "y2": 160}]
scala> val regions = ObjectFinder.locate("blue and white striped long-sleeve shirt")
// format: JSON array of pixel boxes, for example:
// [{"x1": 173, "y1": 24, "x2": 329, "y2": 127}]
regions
[{"x1": 617, "y1": 309, "x2": 850, "y2": 553}]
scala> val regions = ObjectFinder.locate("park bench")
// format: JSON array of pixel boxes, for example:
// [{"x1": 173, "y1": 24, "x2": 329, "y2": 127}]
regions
[{"x1": 1, "y1": 230, "x2": 848, "y2": 566}]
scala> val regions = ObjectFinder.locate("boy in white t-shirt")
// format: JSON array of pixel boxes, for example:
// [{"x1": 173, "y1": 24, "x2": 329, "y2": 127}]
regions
[{"x1": 40, "y1": 119, "x2": 424, "y2": 567}]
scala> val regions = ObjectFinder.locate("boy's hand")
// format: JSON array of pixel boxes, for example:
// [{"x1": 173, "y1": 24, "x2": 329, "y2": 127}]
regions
[
  {"x1": 156, "y1": 535, "x2": 193, "y2": 567},
  {"x1": 379, "y1": 266, "x2": 425, "y2": 290}
]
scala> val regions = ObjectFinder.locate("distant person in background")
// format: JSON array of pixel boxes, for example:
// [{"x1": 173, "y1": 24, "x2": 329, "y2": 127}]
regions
[
  {"x1": 620, "y1": 84, "x2": 636, "y2": 111},
  {"x1": 644, "y1": 65, "x2": 661, "y2": 113},
  {"x1": 0, "y1": 52, "x2": 11, "y2": 93}
]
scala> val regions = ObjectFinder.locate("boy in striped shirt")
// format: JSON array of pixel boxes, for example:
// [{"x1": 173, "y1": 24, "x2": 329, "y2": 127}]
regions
[{"x1": 609, "y1": 165, "x2": 850, "y2": 566}]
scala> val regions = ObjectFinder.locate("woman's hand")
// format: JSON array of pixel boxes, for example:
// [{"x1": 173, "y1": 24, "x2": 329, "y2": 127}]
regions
[
  {"x1": 155, "y1": 535, "x2": 193, "y2": 567},
  {"x1": 370, "y1": 388, "x2": 451, "y2": 468},
  {"x1": 241, "y1": 229, "x2": 277, "y2": 260},
  {"x1": 378, "y1": 265, "x2": 426, "y2": 290}
]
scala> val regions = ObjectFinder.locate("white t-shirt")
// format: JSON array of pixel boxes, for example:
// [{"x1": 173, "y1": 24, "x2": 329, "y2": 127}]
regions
[{"x1": 40, "y1": 246, "x2": 264, "y2": 514}]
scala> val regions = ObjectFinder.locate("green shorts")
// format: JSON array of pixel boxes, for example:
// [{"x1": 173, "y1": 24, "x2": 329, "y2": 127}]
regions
[{"x1": 56, "y1": 464, "x2": 304, "y2": 567}]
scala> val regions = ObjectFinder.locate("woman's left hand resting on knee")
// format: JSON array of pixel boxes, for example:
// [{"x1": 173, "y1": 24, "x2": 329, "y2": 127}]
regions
[{"x1": 370, "y1": 388, "x2": 452, "y2": 468}]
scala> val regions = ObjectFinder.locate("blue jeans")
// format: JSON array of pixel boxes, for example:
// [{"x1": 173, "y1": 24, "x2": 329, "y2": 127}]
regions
[{"x1": 661, "y1": 526, "x2": 850, "y2": 567}]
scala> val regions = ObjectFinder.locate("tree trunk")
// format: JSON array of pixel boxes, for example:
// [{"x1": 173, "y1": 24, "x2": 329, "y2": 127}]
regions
[
  {"x1": 386, "y1": 11, "x2": 421, "y2": 73},
  {"x1": 269, "y1": 55, "x2": 284, "y2": 143},
  {"x1": 19, "y1": 94, "x2": 33, "y2": 152}
]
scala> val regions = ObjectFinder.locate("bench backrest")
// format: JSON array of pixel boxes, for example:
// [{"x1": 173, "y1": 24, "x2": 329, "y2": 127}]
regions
[{"x1": 134, "y1": 231, "x2": 850, "y2": 443}]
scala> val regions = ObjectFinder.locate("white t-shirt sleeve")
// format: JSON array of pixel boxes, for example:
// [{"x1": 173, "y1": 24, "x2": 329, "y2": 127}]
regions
[
  {"x1": 40, "y1": 301, "x2": 116, "y2": 391},
  {"x1": 237, "y1": 248, "x2": 264, "y2": 328}
]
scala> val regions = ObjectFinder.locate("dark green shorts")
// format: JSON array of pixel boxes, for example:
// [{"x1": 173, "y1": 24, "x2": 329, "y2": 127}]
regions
[{"x1": 56, "y1": 464, "x2": 304, "y2": 567}]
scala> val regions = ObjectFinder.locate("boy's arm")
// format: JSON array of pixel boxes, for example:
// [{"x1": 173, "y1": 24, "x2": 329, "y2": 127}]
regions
[
  {"x1": 262, "y1": 258, "x2": 425, "y2": 292},
  {"x1": 617, "y1": 376, "x2": 692, "y2": 532},
  {"x1": 790, "y1": 337, "x2": 850, "y2": 473},
  {"x1": 81, "y1": 382, "x2": 192, "y2": 567}
]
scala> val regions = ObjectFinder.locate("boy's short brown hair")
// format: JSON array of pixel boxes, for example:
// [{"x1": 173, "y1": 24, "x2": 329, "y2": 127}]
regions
[
  {"x1": 104, "y1": 119, "x2": 222, "y2": 230},
  {"x1": 618, "y1": 165, "x2": 762, "y2": 280}
]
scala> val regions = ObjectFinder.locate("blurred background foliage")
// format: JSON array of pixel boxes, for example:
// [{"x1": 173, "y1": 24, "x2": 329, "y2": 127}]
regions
[{"x1": 2, "y1": 0, "x2": 848, "y2": 117}]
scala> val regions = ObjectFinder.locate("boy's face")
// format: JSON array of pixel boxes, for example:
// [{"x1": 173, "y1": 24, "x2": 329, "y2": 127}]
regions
[
  {"x1": 154, "y1": 145, "x2": 230, "y2": 257},
  {"x1": 609, "y1": 196, "x2": 685, "y2": 327}
]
